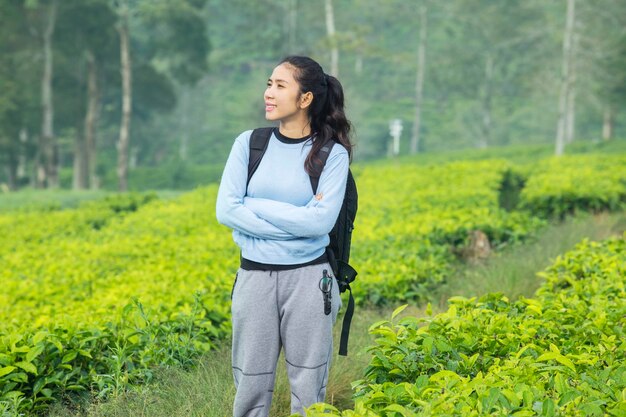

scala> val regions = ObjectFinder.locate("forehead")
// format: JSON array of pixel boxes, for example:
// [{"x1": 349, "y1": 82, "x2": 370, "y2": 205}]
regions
[{"x1": 269, "y1": 63, "x2": 297, "y2": 82}]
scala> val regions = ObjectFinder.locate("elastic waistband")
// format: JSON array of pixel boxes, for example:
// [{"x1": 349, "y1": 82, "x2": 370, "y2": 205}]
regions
[{"x1": 240, "y1": 252, "x2": 328, "y2": 271}]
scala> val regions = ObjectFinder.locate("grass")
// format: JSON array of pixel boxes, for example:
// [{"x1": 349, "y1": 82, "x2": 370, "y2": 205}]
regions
[
  {"x1": 0, "y1": 189, "x2": 109, "y2": 213},
  {"x1": 432, "y1": 211, "x2": 626, "y2": 307},
  {"x1": 0, "y1": 189, "x2": 185, "y2": 213},
  {"x1": 47, "y1": 308, "x2": 385, "y2": 417},
  {"x1": 46, "y1": 211, "x2": 625, "y2": 417},
  {"x1": 364, "y1": 138, "x2": 626, "y2": 167}
]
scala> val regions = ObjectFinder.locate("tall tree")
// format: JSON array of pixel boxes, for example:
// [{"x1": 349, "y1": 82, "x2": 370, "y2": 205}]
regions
[
  {"x1": 108, "y1": 0, "x2": 210, "y2": 190},
  {"x1": 0, "y1": 0, "x2": 37, "y2": 190},
  {"x1": 24, "y1": 0, "x2": 60, "y2": 188},
  {"x1": 138, "y1": 0, "x2": 210, "y2": 162},
  {"x1": 112, "y1": 0, "x2": 132, "y2": 191},
  {"x1": 555, "y1": 0, "x2": 576, "y2": 155},
  {"x1": 56, "y1": 0, "x2": 117, "y2": 190},
  {"x1": 325, "y1": 0, "x2": 339, "y2": 76},
  {"x1": 410, "y1": 2, "x2": 427, "y2": 154}
]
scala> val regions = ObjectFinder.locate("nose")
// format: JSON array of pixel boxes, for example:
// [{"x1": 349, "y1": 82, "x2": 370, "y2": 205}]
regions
[{"x1": 264, "y1": 87, "x2": 273, "y2": 100}]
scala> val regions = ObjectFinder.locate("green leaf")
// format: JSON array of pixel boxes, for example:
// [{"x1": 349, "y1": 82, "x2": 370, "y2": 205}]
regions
[
  {"x1": 26, "y1": 345, "x2": 45, "y2": 363},
  {"x1": 391, "y1": 304, "x2": 408, "y2": 320},
  {"x1": 435, "y1": 339, "x2": 452, "y2": 353},
  {"x1": 542, "y1": 399, "x2": 556, "y2": 417},
  {"x1": 0, "y1": 366, "x2": 17, "y2": 377},
  {"x1": 50, "y1": 338, "x2": 63, "y2": 353},
  {"x1": 368, "y1": 320, "x2": 390, "y2": 331},
  {"x1": 15, "y1": 361, "x2": 38, "y2": 375},
  {"x1": 33, "y1": 377, "x2": 47, "y2": 394},
  {"x1": 78, "y1": 349, "x2": 93, "y2": 359},
  {"x1": 425, "y1": 302, "x2": 433, "y2": 316},
  {"x1": 383, "y1": 404, "x2": 417, "y2": 416},
  {"x1": 537, "y1": 352, "x2": 576, "y2": 373},
  {"x1": 62, "y1": 351, "x2": 78, "y2": 363},
  {"x1": 11, "y1": 346, "x2": 30, "y2": 354},
  {"x1": 430, "y1": 370, "x2": 461, "y2": 382},
  {"x1": 32, "y1": 331, "x2": 48, "y2": 345}
]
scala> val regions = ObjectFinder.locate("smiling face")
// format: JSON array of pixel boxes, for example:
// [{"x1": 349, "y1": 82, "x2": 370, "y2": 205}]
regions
[{"x1": 264, "y1": 63, "x2": 312, "y2": 125}]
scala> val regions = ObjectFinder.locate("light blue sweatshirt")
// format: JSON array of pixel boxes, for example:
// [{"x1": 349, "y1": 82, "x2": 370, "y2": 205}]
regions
[{"x1": 215, "y1": 129, "x2": 349, "y2": 265}]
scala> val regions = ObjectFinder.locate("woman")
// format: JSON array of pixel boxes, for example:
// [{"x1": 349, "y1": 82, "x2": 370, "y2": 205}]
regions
[{"x1": 216, "y1": 55, "x2": 353, "y2": 417}]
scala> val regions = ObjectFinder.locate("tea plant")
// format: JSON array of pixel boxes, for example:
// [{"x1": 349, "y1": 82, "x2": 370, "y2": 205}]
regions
[
  {"x1": 1, "y1": 153, "x2": 625, "y2": 415},
  {"x1": 307, "y1": 233, "x2": 626, "y2": 416}
]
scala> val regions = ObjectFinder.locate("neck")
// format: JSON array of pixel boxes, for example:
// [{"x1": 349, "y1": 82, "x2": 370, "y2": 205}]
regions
[{"x1": 279, "y1": 114, "x2": 311, "y2": 138}]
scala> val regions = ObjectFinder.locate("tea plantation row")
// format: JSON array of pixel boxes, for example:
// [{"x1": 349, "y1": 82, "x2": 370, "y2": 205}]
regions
[
  {"x1": 0, "y1": 154, "x2": 624, "y2": 414},
  {"x1": 307, "y1": 233, "x2": 626, "y2": 416}
]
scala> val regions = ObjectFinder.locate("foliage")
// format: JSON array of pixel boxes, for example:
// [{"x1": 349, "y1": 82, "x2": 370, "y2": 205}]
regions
[
  {"x1": 0, "y1": 187, "x2": 234, "y2": 414},
  {"x1": 353, "y1": 159, "x2": 544, "y2": 306},
  {"x1": 2, "y1": 0, "x2": 626, "y2": 189},
  {"x1": 307, "y1": 233, "x2": 626, "y2": 416},
  {"x1": 519, "y1": 155, "x2": 626, "y2": 219},
  {"x1": 0, "y1": 153, "x2": 625, "y2": 414}
]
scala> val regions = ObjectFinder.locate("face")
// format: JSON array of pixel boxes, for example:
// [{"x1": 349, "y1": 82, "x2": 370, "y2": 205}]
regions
[{"x1": 264, "y1": 63, "x2": 311, "y2": 122}]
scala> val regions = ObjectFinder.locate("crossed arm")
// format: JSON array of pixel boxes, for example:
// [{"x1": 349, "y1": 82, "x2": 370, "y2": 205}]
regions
[
  {"x1": 243, "y1": 151, "x2": 349, "y2": 238},
  {"x1": 216, "y1": 133, "x2": 296, "y2": 240},
  {"x1": 216, "y1": 132, "x2": 350, "y2": 240}
]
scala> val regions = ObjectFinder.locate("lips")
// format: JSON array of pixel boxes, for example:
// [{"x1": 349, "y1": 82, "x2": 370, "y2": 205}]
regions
[{"x1": 265, "y1": 103, "x2": 276, "y2": 112}]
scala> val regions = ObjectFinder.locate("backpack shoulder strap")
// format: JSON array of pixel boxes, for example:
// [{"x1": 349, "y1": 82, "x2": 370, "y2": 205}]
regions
[
  {"x1": 309, "y1": 140, "x2": 336, "y2": 194},
  {"x1": 247, "y1": 127, "x2": 274, "y2": 186}
]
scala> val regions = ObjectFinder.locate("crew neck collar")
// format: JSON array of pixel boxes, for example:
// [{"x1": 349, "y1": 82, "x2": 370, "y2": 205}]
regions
[{"x1": 273, "y1": 128, "x2": 313, "y2": 144}]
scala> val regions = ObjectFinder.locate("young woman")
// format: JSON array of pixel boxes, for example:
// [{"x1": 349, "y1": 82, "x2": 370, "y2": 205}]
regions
[{"x1": 216, "y1": 55, "x2": 353, "y2": 417}]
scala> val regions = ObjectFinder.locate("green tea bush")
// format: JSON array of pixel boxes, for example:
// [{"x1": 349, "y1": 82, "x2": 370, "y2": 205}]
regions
[
  {"x1": 519, "y1": 155, "x2": 626, "y2": 219},
  {"x1": 0, "y1": 187, "x2": 235, "y2": 414},
  {"x1": 307, "y1": 234, "x2": 626, "y2": 416},
  {"x1": 0, "y1": 296, "x2": 229, "y2": 414},
  {"x1": 353, "y1": 160, "x2": 544, "y2": 306},
  {"x1": 2, "y1": 153, "x2": 625, "y2": 415}
]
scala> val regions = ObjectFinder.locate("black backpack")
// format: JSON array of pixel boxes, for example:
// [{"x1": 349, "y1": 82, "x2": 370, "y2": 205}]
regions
[{"x1": 247, "y1": 127, "x2": 358, "y2": 356}]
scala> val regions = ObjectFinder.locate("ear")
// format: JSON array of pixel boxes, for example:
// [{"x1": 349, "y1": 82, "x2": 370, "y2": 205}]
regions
[{"x1": 299, "y1": 91, "x2": 313, "y2": 109}]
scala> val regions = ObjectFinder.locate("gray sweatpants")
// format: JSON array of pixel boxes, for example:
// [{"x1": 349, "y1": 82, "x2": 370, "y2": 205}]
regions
[{"x1": 231, "y1": 262, "x2": 342, "y2": 417}]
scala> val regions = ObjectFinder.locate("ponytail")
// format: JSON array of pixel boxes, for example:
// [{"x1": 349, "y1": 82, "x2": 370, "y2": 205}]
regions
[{"x1": 279, "y1": 56, "x2": 353, "y2": 175}]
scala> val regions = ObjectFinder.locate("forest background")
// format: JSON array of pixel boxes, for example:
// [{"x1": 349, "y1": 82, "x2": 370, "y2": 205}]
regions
[{"x1": 0, "y1": 0, "x2": 625, "y2": 192}]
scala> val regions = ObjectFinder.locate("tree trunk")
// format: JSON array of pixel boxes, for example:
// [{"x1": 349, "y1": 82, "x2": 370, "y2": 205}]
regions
[
  {"x1": 478, "y1": 52, "x2": 493, "y2": 149},
  {"x1": 285, "y1": 0, "x2": 297, "y2": 54},
  {"x1": 565, "y1": 32, "x2": 578, "y2": 144},
  {"x1": 117, "y1": 9, "x2": 132, "y2": 192},
  {"x1": 6, "y1": 144, "x2": 18, "y2": 191},
  {"x1": 72, "y1": 124, "x2": 87, "y2": 190},
  {"x1": 324, "y1": 0, "x2": 339, "y2": 77},
  {"x1": 602, "y1": 105, "x2": 614, "y2": 141},
  {"x1": 179, "y1": 88, "x2": 190, "y2": 161},
  {"x1": 555, "y1": 0, "x2": 575, "y2": 156},
  {"x1": 410, "y1": 4, "x2": 427, "y2": 155},
  {"x1": 34, "y1": 135, "x2": 44, "y2": 188},
  {"x1": 17, "y1": 128, "x2": 28, "y2": 181},
  {"x1": 39, "y1": 0, "x2": 58, "y2": 188},
  {"x1": 85, "y1": 49, "x2": 100, "y2": 189}
]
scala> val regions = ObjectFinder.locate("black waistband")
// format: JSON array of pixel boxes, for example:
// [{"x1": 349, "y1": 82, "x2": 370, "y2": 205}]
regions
[{"x1": 240, "y1": 252, "x2": 328, "y2": 271}]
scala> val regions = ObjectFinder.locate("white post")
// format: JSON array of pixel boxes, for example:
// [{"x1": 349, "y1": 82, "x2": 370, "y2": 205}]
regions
[{"x1": 389, "y1": 119, "x2": 403, "y2": 157}]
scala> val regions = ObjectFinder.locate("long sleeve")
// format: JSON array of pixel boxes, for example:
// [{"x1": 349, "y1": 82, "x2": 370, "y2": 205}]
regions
[
  {"x1": 243, "y1": 149, "x2": 349, "y2": 238},
  {"x1": 215, "y1": 132, "x2": 296, "y2": 240}
]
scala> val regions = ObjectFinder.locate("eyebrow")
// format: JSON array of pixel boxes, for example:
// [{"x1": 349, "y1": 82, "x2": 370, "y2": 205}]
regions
[{"x1": 268, "y1": 78, "x2": 289, "y2": 84}]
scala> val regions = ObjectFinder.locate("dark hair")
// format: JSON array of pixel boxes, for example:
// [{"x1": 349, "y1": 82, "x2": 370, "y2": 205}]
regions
[{"x1": 279, "y1": 56, "x2": 353, "y2": 175}]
